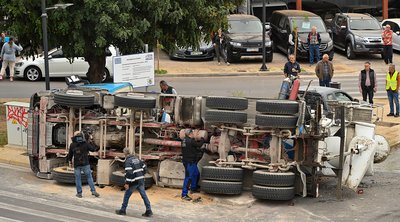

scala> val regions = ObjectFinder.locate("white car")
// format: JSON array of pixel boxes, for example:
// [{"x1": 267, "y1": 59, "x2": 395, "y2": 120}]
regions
[
  {"x1": 382, "y1": 19, "x2": 400, "y2": 51},
  {"x1": 14, "y1": 47, "x2": 116, "y2": 81}
]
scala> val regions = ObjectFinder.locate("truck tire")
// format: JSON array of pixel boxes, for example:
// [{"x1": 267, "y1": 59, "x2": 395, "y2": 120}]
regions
[
  {"x1": 253, "y1": 171, "x2": 295, "y2": 187},
  {"x1": 256, "y1": 100, "x2": 299, "y2": 115},
  {"x1": 201, "y1": 166, "x2": 243, "y2": 182},
  {"x1": 201, "y1": 180, "x2": 242, "y2": 195},
  {"x1": 205, "y1": 110, "x2": 247, "y2": 124},
  {"x1": 255, "y1": 114, "x2": 298, "y2": 128},
  {"x1": 114, "y1": 94, "x2": 156, "y2": 109},
  {"x1": 110, "y1": 171, "x2": 154, "y2": 189},
  {"x1": 252, "y1": 185, "x2": 295, "y2": 200},
  {"x1": 206, "y1": 96, "x2": 248, "y2": 110},
  {"x1": 346, "y1": 43, "x2": 356, "y2": 60},
  {"x1": 54, "y1": 91, "x2": 95, "y2": 108},
  {"x1": 52, "y1": 166, "x2": 88, "y2": 184}
]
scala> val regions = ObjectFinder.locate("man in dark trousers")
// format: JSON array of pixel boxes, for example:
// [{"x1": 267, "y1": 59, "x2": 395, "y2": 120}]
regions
[
  {"x1": 307, "y1": 26, "x2": 321, "y2": 66},
  {"x1": 315, "y1": 54, "x2": 334, "y2": 87},
  {"x1": 116, "y1": 148, "x2": 152, "y2": 217},
  {"x1": 67, "y1": 131, "x2": 100, "y2": 198},
  {"x1": 283, "y1": 54, "x2": 301, "y2": 79},
  {"x1": 181, "y1": 129, "x2": 205, "y2": 201},
  {"x1": 359, "y1": 62, "x2": 377, "y2": 104}
]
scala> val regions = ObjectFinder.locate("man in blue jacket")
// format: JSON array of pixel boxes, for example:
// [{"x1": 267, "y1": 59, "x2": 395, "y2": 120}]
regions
[{"x1": 116, "y1": 148, "x2": 153, "y2": 217}]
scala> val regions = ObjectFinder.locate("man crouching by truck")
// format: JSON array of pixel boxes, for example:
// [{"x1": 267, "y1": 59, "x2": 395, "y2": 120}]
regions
[
  {"x1": 116, "y1": 148, "x2": 153, "y2": 217},
  {"x1": 67, "y1": 131, "x2": 100, "y2": 198},
  {"x1": 181, "y1": 129, "x2": 205, "y2": 201}
]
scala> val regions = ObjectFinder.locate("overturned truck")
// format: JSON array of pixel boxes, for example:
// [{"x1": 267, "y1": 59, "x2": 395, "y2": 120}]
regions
[{"x1": 27, "y1": 82, "x2": 387, "y2": 200}]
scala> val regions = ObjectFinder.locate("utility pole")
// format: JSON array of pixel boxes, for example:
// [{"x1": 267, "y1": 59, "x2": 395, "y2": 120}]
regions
[{"x1": 259, "y1": 0, "x2": 268, "y2": 71}]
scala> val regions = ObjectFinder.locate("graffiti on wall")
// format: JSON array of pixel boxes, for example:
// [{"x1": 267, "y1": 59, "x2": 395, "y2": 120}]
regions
[{"x1": 7, "y1": 106, "x2": 28, "y2": 129}]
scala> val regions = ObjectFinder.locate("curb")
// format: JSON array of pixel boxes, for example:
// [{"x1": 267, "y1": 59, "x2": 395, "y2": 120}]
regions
[
  {"x1": 156, "y1": 71, "x2": 361, "y2": 78},
  {"x1": 0, "y1": 157, "x2": 30, "y2": 168}
]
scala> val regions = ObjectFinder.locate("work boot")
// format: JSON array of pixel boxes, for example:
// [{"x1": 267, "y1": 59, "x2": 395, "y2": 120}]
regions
[
  {"x1": 76, "y1": 193, "x2": 82, "y2": 198},
  {"x1": 181, "y1": 195, "x2": 192, "y2": 201},
  {"x1": 92, "y1": 191, "x2": 100, "y2": 197},
  {"x1": 142, "y1": 210, "x2": 153, "y2": 217},
  {"x1": 387, "y1": 113, "x2": 394, "y2": 117},
  {"x1": 115, "y1": 209, "x2": 126, "y2": 215}
]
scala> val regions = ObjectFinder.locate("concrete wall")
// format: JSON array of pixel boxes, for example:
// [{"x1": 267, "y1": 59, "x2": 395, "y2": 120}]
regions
[{"x1": 249, "y1": 0, "x2": 382, "y2": 7}]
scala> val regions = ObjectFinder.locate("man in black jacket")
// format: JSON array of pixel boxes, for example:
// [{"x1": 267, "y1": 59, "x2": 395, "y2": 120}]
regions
[
  {"x1": 358, "y1": 62, "x2": 377, "y2": 104},
  {"x1": 66, "y1": 131, "x2": 100, "y2": 198},
  {"x1": 181, "y1": 129, "x2": 205, "y2": 201},
  {"x1": 116, "y1": 148, "x2": 152, "y2": 217}
]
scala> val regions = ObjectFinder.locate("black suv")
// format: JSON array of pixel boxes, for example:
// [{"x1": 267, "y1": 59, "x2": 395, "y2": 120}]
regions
[
  {"x1": 225, "y1": 14, "x2": 273, "y2": 63},
  {"x1": 270, "y1": 10, "x2": 334, "y2": 59},
  {"x1": 330, "y1": 13, "x2": 384, "y2": 59},
  {"x1": 287, "y1": 1, "x2": 342, "y2": 25}
]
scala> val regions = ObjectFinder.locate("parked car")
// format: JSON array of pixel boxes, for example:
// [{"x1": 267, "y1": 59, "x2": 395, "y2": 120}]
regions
[
  {"x1": 270, "y1": 10, "x2": 334, "y2": 60},
  {"x1": 287, "y1": 1, "x2": 342, "y2": 25},
  {"x1": 382, "y1": 19, "x2": 400, "y2": 51},
  {"x1": 330, "y1": 13, "x2": 384, "y2": 59},
  {"x1": 224, "y1": 14, "x2": 273, "y2": 63},
  {"x1": 169, "y1": 40, "x2": 215, "y2": 61},
  {"x1": 250, "y1": 0, "x2": 288, "y2": 24},
  {"x1": 14, "y1": 47, "x2": 116, "y2": 82}
]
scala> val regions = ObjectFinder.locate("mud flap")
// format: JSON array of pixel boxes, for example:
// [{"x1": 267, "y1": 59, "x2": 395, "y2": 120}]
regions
[{"x1": 342, "y1": 136, "x2": 376, "y2": 191}]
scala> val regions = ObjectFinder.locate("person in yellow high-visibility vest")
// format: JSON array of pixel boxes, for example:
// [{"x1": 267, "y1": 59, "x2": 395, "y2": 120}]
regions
[{"x1": 386, "y1": 64, "x2": 400, "y2": 117}]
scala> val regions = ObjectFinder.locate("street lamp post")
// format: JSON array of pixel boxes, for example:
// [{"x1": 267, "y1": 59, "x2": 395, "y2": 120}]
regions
[
  {"x1": 40, "y1": 1, "x2": 73, "y2": 91},
  {"x1": 41, "y1": 0, "x2": 50, "y2": 90},
  {"x1": 259, "y1": 0, "x2": 268, "y2": 71}
]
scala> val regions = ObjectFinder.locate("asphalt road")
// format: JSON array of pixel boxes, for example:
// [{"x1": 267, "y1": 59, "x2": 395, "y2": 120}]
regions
[{"x1": 0, "y1": 73, "x2": 389, "y2": 99}]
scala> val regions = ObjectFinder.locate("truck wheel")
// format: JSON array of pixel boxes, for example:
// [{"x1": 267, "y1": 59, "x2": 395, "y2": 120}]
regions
[
  {"x1": 256, "y1": 100, "x2": 299, "y2": 115},
  {"x1": 253, "y1": 171, "x2": 295, "y2": 187},
  {"x1": 255, "y1": 114, "x2": 298, "y2": 128},
  {"x1": 374, "y1": 135, "x2": 390, "y2": 163},
  {"x1": 206, "y1": 96, "x2": 248, "y2": 110},
  {"x1": 115, "y1": 94, "x2": 156, "y2": 109},
  {"x1": 111, "y1": 171, "x2": 154, "y2": 189},
  {"x1": 52, "y1": 166, "x2": 88, "y2": 184},
  {"x1": 346, "y1": 43, "x2": 355, "y2": 59},
  {"x1": 201, "y1": 166, "x2": 243, "y2": 182},
  {"x1": 252, "y1": 185, "x2": 295, "y2": 200},
  {"x1": 54, "y1": 91, "x2": 95, "y2": 108},
  {"x1": 205, "y1": 110, "x2": 247, "y2": 124},
  {"x1": 201, "y1": 180, "x2": 242, "y2": 195}
]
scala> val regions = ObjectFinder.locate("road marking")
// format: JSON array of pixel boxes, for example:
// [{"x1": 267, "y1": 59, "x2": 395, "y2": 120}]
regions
[
  {"x1": 0, "y1": 216, "x2": 24, "y2": 222},
  {"x1": 0, "y1": 190, "x2": 147, "y2": 222},
  {"x1": 0, "y1": 202, "x2": 88, "y2": 222}
]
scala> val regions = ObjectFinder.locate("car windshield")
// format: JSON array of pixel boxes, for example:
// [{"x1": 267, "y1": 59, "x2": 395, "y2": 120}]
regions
[
  {"x1": 349, "y1": 19, "x2": 381, "y2": 30},
  {"x1": 228, "y1": 20, "x2": 263, "y2": 34},
  {"x1": 290, "y1": 18, "x2": 326, "y2": 32}
]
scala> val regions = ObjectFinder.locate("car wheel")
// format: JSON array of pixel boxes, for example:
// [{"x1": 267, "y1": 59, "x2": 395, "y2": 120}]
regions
[
  {"x1": 255, "y1": 114, "x2": 298, "y2": 128},
  {"x1": 24, "y1": 66, "x2": 42, "y2": 81},
  {"x1": 201, "y1": 166, "x2": 244, "y2": 182},
  {"x1": 253, "y1": 171, "x2": 295, "y2": 187},
  {"x1": 52, "y1": 166, "x2": 88, "y2": 184},
  {"x1": 252, "y1": 185, "x2": 295, "y2": 200},
  {"x1": 102, "y1": 68, "x2": 110, "y2": 83},
  {"x1": 201, "y1": 180, "x2": 243, "y2": 195},
  {"x1": 346, "y1": 43, "x2": 355, "y2": 59},
  {"x1": 266, "y1": 52, "x2": 273, "y2": 62},
  {"x1": 380, "y1": 53, "x2": 385, "y2": 59},
  {"x1": 205, "y1": 110, "x2": 247, "y2": 124},
  {"x1": 206, "y1": 96, "x2": 248, "y2": 110},
  {"x1": 114, "y1": 94, "x2": 156, "y2": 109},
  {"x1": 256, "y1": 100, "x2": 299, "y2": 115},
  {"x1": 54, "y1": 91, "x2": 95, "y2": 108}
]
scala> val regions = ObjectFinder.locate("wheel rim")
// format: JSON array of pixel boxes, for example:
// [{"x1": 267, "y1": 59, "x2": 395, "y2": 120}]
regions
[
  {"x1": 102, "y1": 70, "x2": 108, "y2": 82},
  {"x1": 347, "y1": 46, "x2": 351, "y2": 58},
  {"x1": 27, "y1": 68, "x2": 39, "y2": 81}
]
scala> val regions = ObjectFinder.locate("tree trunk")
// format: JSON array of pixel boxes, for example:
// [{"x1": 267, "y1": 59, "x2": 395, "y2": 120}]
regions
[{"x1": 86, "y1": 54, "x2": 106, "y2": 83}]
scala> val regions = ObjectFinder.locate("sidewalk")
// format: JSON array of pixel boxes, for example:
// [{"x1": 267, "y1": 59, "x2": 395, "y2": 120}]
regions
[
  {"x1": 0, "y1": 146, "x2": 29, "y2": 167},
  {"x1": 157, "y1": 51, "x2": 400, "y2": 77}
]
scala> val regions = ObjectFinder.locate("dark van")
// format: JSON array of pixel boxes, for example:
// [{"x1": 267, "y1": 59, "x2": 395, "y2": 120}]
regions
[{"x1": 270, "y1": 10, "x2": 334, "y2": 60}]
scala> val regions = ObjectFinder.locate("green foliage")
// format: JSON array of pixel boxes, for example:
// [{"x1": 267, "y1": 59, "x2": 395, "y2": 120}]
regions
[
  {"x1": 155, "y1": 69, "x2": 168, "y2": 75},
  {"x1": 0, "y1": 0, "x2": 241, "y2": 82}
]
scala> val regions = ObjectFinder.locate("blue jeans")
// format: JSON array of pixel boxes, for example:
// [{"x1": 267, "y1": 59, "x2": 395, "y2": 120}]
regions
[
  {"x1": 309, "y1": 44, "x2": 320, "y2": 64},
  {"x1": 121, "y1": 180, "x2": 151, "y2": 212},
  {"x1": 74, "y1": 164, "x2": 96, "y2": 194},
  {"x1": 387, "y1": 90, "x2": 399, "y2": 115},
  {"x1": 181, "y1": 161, "x2": 199, "y2": 197},
  {"x1": 319, "y1": 79, "x2": 331, "y2": 87}
]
